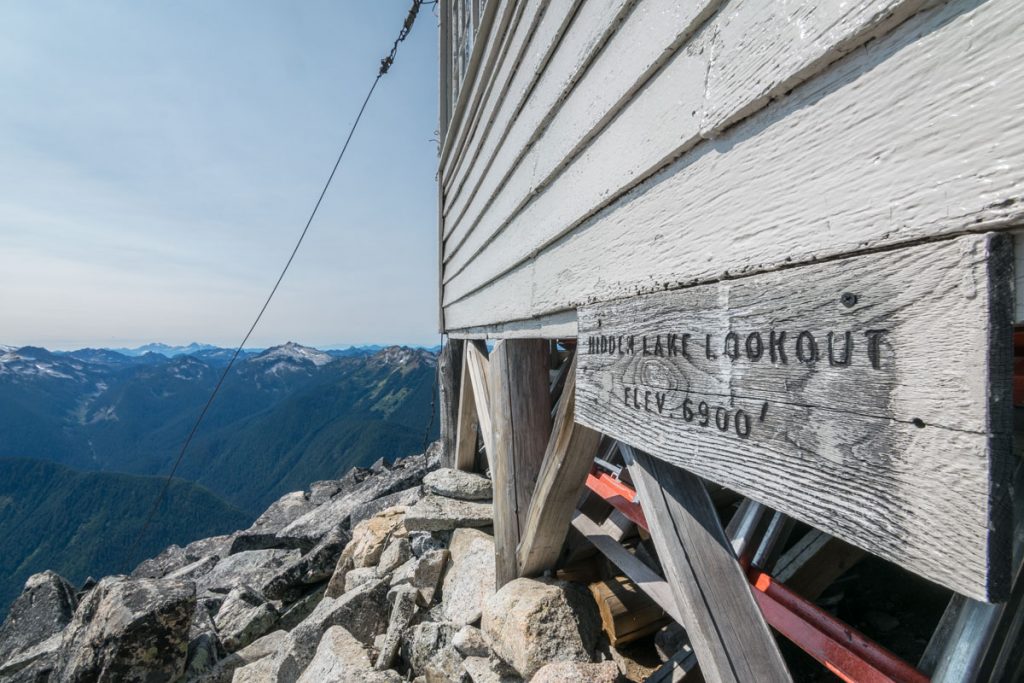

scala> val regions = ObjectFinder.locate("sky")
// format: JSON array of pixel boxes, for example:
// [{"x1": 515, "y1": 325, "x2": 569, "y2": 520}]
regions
[{"x1": 0, "y1": 1, "x2": 441, "y2": 350}]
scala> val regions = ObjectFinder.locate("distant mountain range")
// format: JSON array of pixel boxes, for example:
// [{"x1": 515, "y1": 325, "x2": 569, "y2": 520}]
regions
[
  {"x1": 100, "y1": 342, "x2": 440, "y2": 359},
  {"x1": 0, "y1": 341, "x2": 438, "y2": 513},
  {"x1": 0, "y1": 341, "x2": 439, "y2": 617}
]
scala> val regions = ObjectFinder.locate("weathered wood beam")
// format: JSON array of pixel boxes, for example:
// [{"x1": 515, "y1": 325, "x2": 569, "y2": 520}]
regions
[
  {"x1": 453, "y1": 344, "x2": 478, "y2": 472},
  {"x1": 576, "y1": 233, "x2": 1015, "y2": 601},
  {"x1": 773, "y1": 530, "x2": 865, "y2": 600},
  {"x1": 572, "y1": 511, "x2": 679, "y2": 622},
  {"x1": 463, "y1": 340, "x2": 494, "y2": 466},
  {"x1": 590, "y1": 575, "x2": 670, "y2": 647},
  {"x1": 620, "y1": 445, "x2": 791, "y2": 683},
  {"x1": 549, "y1": 346, "x2": 574, "y2": 408},
  {"x1": 517, "y1": 354, "x2": 602, "y2": 577},
  {"x1": 600, "y1": 509, "x2": 637, "y2": 543},
  {"x1": 439, "y1": 339, "x2": 464, "y2": 468},
  {"x1": 488, "y1": 339, "x2": 553, "y2": 587}
]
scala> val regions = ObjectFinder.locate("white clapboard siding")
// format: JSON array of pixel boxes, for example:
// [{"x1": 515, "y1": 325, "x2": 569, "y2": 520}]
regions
[
  {"x1": 443, "y1": 0, "x2": 720, "y2": 281},
  {"x1": 443, "y1": 0, "x2": 1024, "y2": 332},
  {"x1": 441, "y1": 0, "x2": 932, "y2": 305},
  {"x1": 440, "y1": 0, "x2": 500, "y2": 165},
  {"x1": 441, "y1": 0, "x2": 580, "y2": 227},
  {"x1": 440, "y1": 0, "x2": 530, "y2": 193},
  {"x1": 443, "y1": 0, "x2": 631, "y2": 235}
]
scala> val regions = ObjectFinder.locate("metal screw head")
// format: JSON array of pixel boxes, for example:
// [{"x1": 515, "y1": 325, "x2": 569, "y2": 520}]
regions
[{"x1": 840, "y1": 292, "x2": 858, "y2": 308}]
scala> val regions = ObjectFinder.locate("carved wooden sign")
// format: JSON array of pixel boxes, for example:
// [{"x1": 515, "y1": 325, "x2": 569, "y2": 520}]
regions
[{"x1": 576, "y1": 233, "x2": 1013, "y2": 601}]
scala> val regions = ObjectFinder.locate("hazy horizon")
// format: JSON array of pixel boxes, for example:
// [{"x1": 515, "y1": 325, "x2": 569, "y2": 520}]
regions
[
  {"x1": 0, "y1": 2, "x2": 440, "y2": 352},
  {"x1": 1, "y1": 339, "x2": 440, "y2": 353}
]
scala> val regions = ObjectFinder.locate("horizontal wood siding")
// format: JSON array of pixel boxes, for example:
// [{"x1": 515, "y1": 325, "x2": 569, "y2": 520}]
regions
[{"x1": 439, "y1": 0, "x2": 1024, "y2": 335}]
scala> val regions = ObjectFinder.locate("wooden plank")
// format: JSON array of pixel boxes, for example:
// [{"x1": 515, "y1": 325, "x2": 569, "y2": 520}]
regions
[
  {"x1": 518, "y1": 355, "x2": 602, "y2": 577},
  {"x1": 620, "y1": 445, "x2": 791, "y2": 682},
  {"x1": 600, "y1": 509, "x2": 636, "y2": 543},
  {"x1": 549, "y1": 347, "x2": 573, "y2": 406},
  {"x1": 773, "y1": 530, "x2": 865, "y2": 600},
  {"x1": 447, "y1": 309, "x2": 578, "y2": 340},
  {"x1": 924, "y1": 460, "x2": 1024, "y2": 681},
  {"x1": 751, "y1": 513, "x2": 796, "y2": 575},
  {"x1": 463, "y1": 340, "x2": 493, "y2": 463},
  {"x1": 441, "y1": 0, "x2": 1024, "y2": 330},
  {"x1": 590, "y1": 575, "x2": 670, "y2": 646},
  {"x1": 441, "y1": 0, "x2": 931, "y2": 304},
  {"x1": 439, "y1": 339, "x2": 464, "y2": 468},
  {"x1": 453, "y1": 343, "x2": 478, "y2": 471},
  {"x1": 488, "y1": 339, "x2": 553, "y2": 587},
  {"x1": 437, "y1": 0, "x2": 502, "y2": 170},
  {"x1": 442, "y1": 0, "x2": 624, "y2": 228},
  {"x1": 440, "y1": 0, "x2": 548, "y2": 197},
  {"x1": 439, "y1": 0, "x2": 525, "y2": 190},
  {"x1": 441, "y1": 0, "x2": 580, "y2": 220},
  {"x1": 572, "y1": 510, "x2": 680, "y2": 623},
  {"x1": 442, "y1": 0, "x2": 716, "y2": 264},
  {"x1": 575, "y1": 233, "x2": 1014, "y2": 601}
]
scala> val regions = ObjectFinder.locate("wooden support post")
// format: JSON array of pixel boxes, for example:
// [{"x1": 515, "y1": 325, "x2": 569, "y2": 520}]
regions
[
  {"x1": 517, "y1": 354, "x2": 602, "y2": 577},
  {"x1": 489, "y1": 339, "x2": 553, "y2": 588},
  {"x1": 463, "y1": 341, "x2": 494, "y2": 468},
  {"x1": 453, "y1": 346, "x2": 478, "y2": 472},
  {"x1": 438, "y1": 338, "x2": 463, "y2": 468},
  {"x1": 620, "y1": 445, "x2": 791, "y2": 683},
  {"x1": 549, "y1": 347, "x2": 574, "y2": 408}
]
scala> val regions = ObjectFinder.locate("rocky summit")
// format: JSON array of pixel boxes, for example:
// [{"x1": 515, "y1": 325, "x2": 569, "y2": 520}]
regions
[{"x1": 0, "y1": 446, "x2": 633, "y2": 682}]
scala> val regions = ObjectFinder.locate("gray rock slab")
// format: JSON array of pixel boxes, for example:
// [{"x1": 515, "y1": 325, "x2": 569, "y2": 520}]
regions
[
  {"x1": 276, "y1": 584, "x2": 327, "y2": 632},
  {"x1": 191, "y1": 629, "x2": 289, "y2": 683},
  {"x1": 279, "y1": 577, "x2": 390, "y2": 675},
  {"x1": 0, "y1": 571, "x2": 78, "y2": 663},
  {"x1": 453, "y1": 625, "x2": 491, "y2": 658},
  {"x1": 378, "y1": 536, "x2": 413, "y2": 575},
  {"x1": 296, "y1": 625, "x2": 401, "y2": 683},
  {"x1": 532, "y1": 661, "x2": 622, "y2": 683},
  {"x1": 213, "y1": 585, "x2": 279, "y2": 653},
  {"x1": 350, "y1": 485, "x2": 424, "y2": 530},
  {"x1": 424, "y1": 468, "x2": 493, "y2": 501},
  {"x1": 401, "y1": 621, "x2": 459, "y2": 681},
  {"x1": 132, "y1": 534, "x2": 235, "y2": 579},
  {"x1": 442, "y1": 528, "x2": 496, "y2": 625},
  {"x1": 280, "y1": 459, "x2": 426, "y2": 545},
  {"x1": 481, "y1": 578, "x2": 600, "y2": 680},
  {"x1": 53, "y1": 576, "x2": 196, "y2": 682},
  {"x1": 374, "y1": 584, "x2": 419, "y2": 670},
  {"x1": 308, "y1": 467, "x2": 372, "y2": 506},
  {"x1": 262, "y1": 527, "x2": 350, "y2": 602},
  {"x1": 197, "y1": 549, "x2": 300, "y2": 595},
  {"x1": 462, "y1": 655, "x2": 524, "y2": 683},
  {"x1": 404, "y1": 495, "x2": 493, "y2": 532}
]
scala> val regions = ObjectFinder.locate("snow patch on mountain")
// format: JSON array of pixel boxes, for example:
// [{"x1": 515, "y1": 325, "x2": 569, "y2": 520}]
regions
[{"x1": 251, "y1": 342, "x2": 335, "y2": 372}]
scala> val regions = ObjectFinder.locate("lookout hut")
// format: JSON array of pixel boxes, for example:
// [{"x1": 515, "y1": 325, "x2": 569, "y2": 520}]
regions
[{"x1": 434, "y1": 1, "x2": 1024, "y2": 680}]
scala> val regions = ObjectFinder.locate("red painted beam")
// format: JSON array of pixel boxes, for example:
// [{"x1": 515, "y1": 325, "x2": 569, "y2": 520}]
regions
[
  {"x1": 750, "y1": 570, "x2": 929, "y2": 683},
  {"x1": 583, "y1": 468, "x2": 930, "y2": 683},
  {"x1": 585, "y1": 470, "x2": 648, "y2": 529}
]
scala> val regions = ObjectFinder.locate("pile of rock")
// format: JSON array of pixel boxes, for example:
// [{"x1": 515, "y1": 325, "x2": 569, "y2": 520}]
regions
[{"x1": 0, "y1": 446, "x2": 628, "y2": 682}]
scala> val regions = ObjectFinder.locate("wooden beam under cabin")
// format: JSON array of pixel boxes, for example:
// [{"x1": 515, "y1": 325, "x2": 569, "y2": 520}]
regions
[
  {"x1": 439, "y1": 338, "x2": 464, "y2": 468},
  {"x1": 517, "y1": 354, "x2": 602, "y2": 577},
  {"x1": 620, "y1": 445, "x2": 791, "y2": 683},
  {"x1": 464, "y1": 340, "x2": 494, "y2": 467},
  {"x1": 773, "y1": 529, "x2": 865, "y2": 600},
  {"x1": 453, "y1": 343, "x2": 478, "y2": 471},
  {"x1": 488, "y1": 339, "x2": 553, "y2": 588}
]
